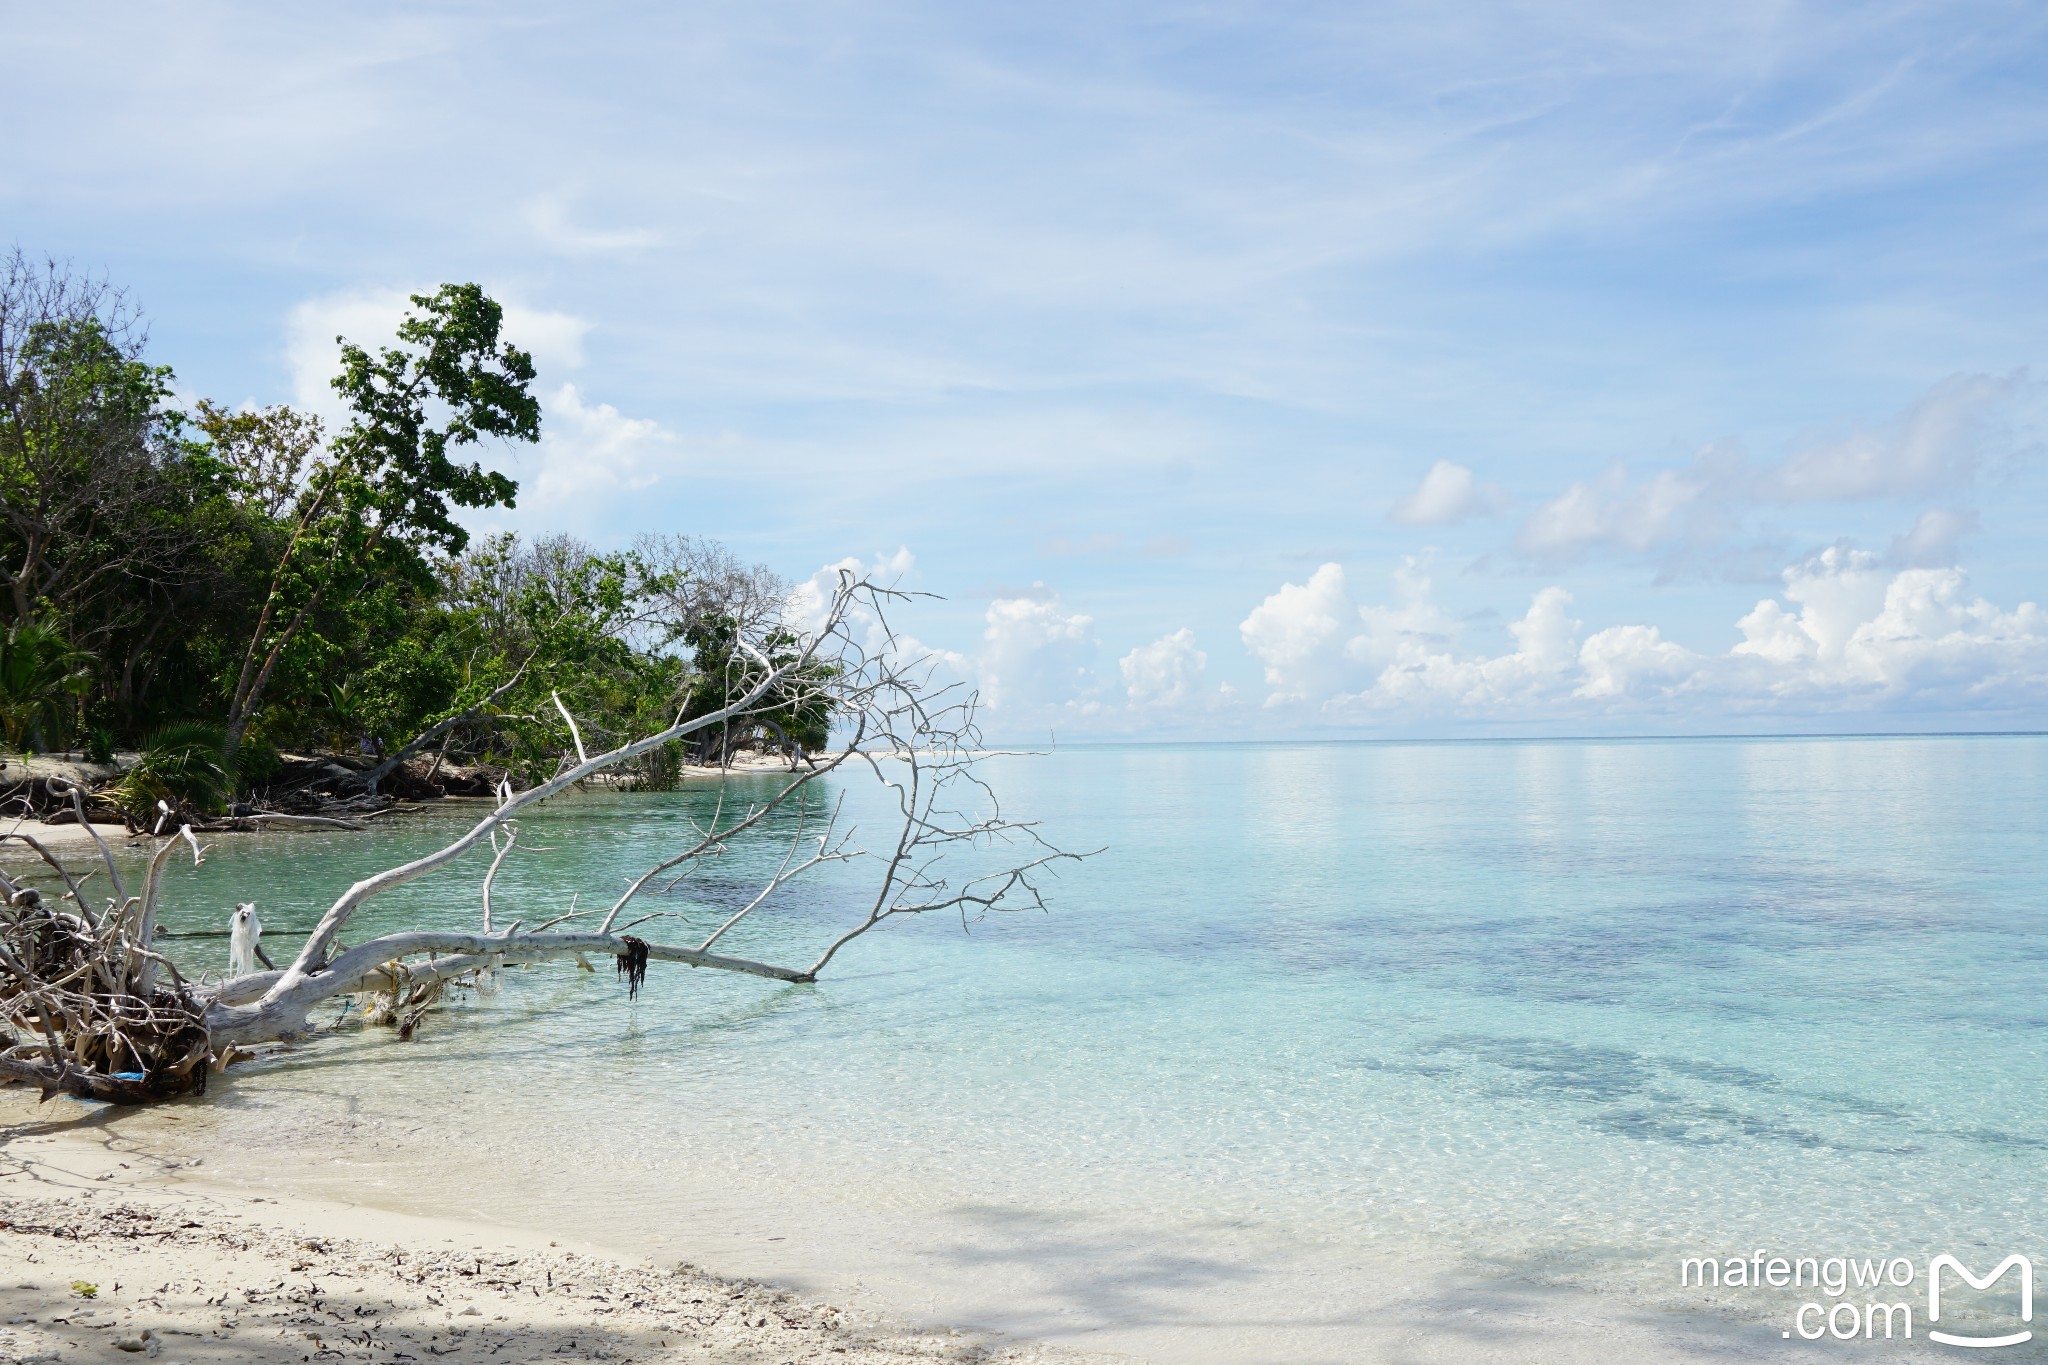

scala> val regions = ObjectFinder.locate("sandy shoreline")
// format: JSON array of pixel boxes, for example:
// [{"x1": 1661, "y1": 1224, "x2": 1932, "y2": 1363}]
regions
[
  {"x1": 0, "y1": 1121, "x2": 1115, "y2": 1364},
  {"x1": 0, "y1": 817, "x2": 138, "y2": 856},
  {"x1": 0, "y1": 755, "x2": 806, "y2": 866},
  {"x1": 0, "y1": 1100, "x2": 1869, "y2": 1365}
]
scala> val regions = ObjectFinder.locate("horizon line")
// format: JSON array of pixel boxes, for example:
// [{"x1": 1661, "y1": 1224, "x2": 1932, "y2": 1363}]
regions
[{"x1": 997, "y1": 728, "x2": 2048, "y2": 750}]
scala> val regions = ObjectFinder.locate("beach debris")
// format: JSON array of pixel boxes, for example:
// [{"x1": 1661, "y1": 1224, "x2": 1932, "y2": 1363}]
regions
[
  {"x1": 0, "y1": 827, "x2": 216, "y2": 1102},
  {"x1": 67, "y1": 1281, "x2": 95, "y2": 1298},
  {"x1": 615, "y1": 936, "x2": 649, "y2": 1000},
  {"x1": 112, "y1": 1326, "x2": 161, "y2": 1354}
]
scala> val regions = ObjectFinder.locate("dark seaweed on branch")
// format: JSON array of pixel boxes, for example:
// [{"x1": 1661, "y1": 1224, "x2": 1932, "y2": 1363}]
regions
[{"x1": 615, "y1": 935, "x2": 649, "y2": 1001}]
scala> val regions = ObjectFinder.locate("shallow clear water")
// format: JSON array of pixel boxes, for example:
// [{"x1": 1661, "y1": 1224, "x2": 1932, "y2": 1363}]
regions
[{"x1": 50, "y1": 736, "x2": 2048, "y2": 1355}]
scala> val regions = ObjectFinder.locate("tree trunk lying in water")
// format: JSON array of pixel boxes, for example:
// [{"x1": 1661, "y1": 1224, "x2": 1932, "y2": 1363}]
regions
[{"x1": 1, "y1": 575, "x2": 1083, "y2": 1102}]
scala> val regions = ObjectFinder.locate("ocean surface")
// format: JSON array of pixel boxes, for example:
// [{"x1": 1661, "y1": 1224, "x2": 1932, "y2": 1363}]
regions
[{"x1": 39, "y1": 736, "x2": 2048, "y2": 1359}]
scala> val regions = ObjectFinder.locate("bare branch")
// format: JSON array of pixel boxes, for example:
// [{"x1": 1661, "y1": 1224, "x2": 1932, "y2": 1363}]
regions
[
  {"x1": 551, "y1": 690, "x2": 588, "y2": 765},
  {"x1": 48, "y1": 778, "x2": 125, "y2": 909}
]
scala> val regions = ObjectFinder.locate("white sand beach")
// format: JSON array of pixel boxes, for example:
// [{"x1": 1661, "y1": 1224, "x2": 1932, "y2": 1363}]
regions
[
  {"x1": 0, "y1": 1120, "x2": 1111, "y2": 1365},
  {"x1": 0, "y1": 1100, "x2": 1872, "y2": 1365}
]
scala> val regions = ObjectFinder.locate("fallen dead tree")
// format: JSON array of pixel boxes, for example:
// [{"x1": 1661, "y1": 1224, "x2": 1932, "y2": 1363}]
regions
[
  {"x1": 2, "y1": 574, "x2": 1083, "y2": 1101},
  {"x1": 0, "y1": 803, "x2": 212, "y2": 1101}
]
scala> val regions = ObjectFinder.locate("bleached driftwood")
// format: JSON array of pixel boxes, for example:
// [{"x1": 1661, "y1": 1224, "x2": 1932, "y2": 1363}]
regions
[{"x1": 2, "y1": 574, "x2": 1084, "y2": 1100}]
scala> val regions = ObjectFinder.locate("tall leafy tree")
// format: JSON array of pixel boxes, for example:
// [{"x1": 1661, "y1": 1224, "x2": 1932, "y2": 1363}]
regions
[
  {"x1": 0, "y1": 252, "x2": 188, "y2": 636},
  {"x1": 224, "y1": 284, "x2": 540, "y2": 749}
]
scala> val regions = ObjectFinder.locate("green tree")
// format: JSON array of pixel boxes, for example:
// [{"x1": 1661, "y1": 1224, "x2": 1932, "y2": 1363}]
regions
[
  {"x1": 0, "y1": 253, "x2": 190, "y2": 637},
  {"x1": 192, "y1": 400, "x2": 324, "y2": 518},
  {"x1": 224, "y1": 283, "x2": 541, "y2": 750},
  {"x1": 356, "y1": 533, "x2": 681, "y2": 787}
]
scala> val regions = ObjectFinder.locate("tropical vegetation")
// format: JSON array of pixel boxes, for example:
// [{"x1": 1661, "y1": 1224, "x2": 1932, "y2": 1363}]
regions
[{"x1": 0, "y1": 250, "x2": 822, "y2": 809}]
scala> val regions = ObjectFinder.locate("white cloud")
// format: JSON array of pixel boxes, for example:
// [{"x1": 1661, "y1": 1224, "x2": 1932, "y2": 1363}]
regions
[
  {"x1": 1768, "y1": 373, "x2": 2024, "y2": 502},
  {"x1": 787, "y1": 547, "x2": 919, "y2": 642},
  {"x1": 1734, "y1": 550, "x2": 2048, "y2": 702},
  {"x1": 285, "y1": 289, "x2": 404, "y2": 420},
  {"x1": 1889, "y1": 507, "x2": 1979, "y2": 567},
  {"x1": 1574, "y1": 625, "x2": 1700, "y2": 700},
  {"x1": 1350, "y1": 558, "x2": 1461, "y2": 671},
  {"x1": 1513, "y1": 374, "x2": 2033, "y2": 566},
  {"x1": 1388, "y1": 459, "x2": 1507, "y2": 526},
  {"x1": 523, "y1": 194, "x2": 662, "y2": 255},
  {"x1": 796, "y1": 569, "x2": 1221, "y2": 729},
  {"x1": 284, "y1": 289, "x2": 684, "y2": 520},
  {"x1": 1238, "y1": 562, "x2": 1366, "y2": 705},
  {"x1": 506, "y1": 307, "x2": 595, "y2": 374},
  {"x1": 1845, "y1": 569, "x2": 2048, "y2": 698},
  {"x1": 1733, "y1": 545, "x2": 1890, "y2": 668},
  {"x1": 1120, "y1": 628, "x2": 1207, "y2": 707},
  {"x1": 1515, "y1": 462, "x2": 1717, "y2": 561},
  {"x1": 529, "y1": 383, "x2": 676, "y2": 501},
  {"x1": 1243, "y1": 561, "x2": 1582, "y2": 711},
  {"x1": 1241, "y1": 549, "x2": 2048, "y2": 719},
  {"x1": 980, "y1": 591, "x2": 1098, "y2": 713},
  {"x1": 1368, "y1": 586, "x2": 1582, "y2": 709}
]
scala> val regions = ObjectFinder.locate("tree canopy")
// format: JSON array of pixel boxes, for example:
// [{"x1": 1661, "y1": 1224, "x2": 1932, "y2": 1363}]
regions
[{"x1": 0, "y1": 253, "x2": 818, "y2": 799}]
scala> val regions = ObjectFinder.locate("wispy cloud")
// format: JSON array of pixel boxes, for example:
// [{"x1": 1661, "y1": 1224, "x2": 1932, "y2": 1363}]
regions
[
  {"x1": 523, "y1": 195, "x2": 662, "y2": 256},
  {"x1": 1511, "y1": 373, "x2": 2036, "y2": 570},
  {"x1": 1389, "y1": 459, "x2": 1509, "y2": 526}
]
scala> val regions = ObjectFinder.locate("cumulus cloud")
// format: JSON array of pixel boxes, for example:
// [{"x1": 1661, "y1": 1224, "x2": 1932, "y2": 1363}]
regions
[
  {"x1": 1575, "y1": 625, "x2": 1700, "y2": 700},
  {"x1": 1388, "y1": 459, "x2": 1507, "y2": 526},
  {"x1": 1237, "y1": 562, "x2": 1368, "y2": 704},
  {"x1": 1120, "y1": 628, "x2": 1207, "y2": 707},
  {"x1": 284, "y1": 288, "x2": 689, "y2": 516},
  {"x1": 1733, "y1": 546, "x2": 1890, "y2": 667},
  {"x1": 1243, "y1": 560, "x2": 1574, "y2": 709},
  {"x1": 1733, "y1": 549, "x2": 2048, "y2": 702},
  {"x1": 793, "y1": 563, "x2": 1215, "y2": 729},
  {"x1": 980, "y1": 591, "x2": 1098, "y2": 713},
  {"x1": 1242, "y1": 550, "x2": 2048, "y2": 719},
  {"x1": 786, "y1": 547, "x2": 919, "y2": 641},
  {"x1": 529, "y1": 383, "x2": 676, "y2": 501},
  {"x1": 1516, "y1": 461, "x2": 1720, "y2": 560},
  {"x1": 1368, "y1": 586, "x2": 1582, "y2": 709}
]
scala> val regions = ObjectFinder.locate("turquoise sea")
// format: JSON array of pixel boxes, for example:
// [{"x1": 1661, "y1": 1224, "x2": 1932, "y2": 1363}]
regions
[{"x1": 46, "y1": 735, "x2": 2048, "y2": 1359}]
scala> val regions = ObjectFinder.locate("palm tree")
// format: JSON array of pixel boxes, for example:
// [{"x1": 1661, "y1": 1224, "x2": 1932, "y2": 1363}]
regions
[{"x1": 0, "y1": 620, "x2": 90, "y2": 752}]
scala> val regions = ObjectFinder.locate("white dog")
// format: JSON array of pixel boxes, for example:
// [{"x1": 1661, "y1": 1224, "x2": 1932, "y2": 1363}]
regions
[{"x1": 228, "y1": 902, "x2": 264, "y2": 977}]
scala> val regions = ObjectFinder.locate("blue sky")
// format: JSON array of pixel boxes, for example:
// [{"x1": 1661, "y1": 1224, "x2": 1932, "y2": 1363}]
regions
[{"x1": 8, "y1": 1, "x2": 2048, "y2": 738}]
